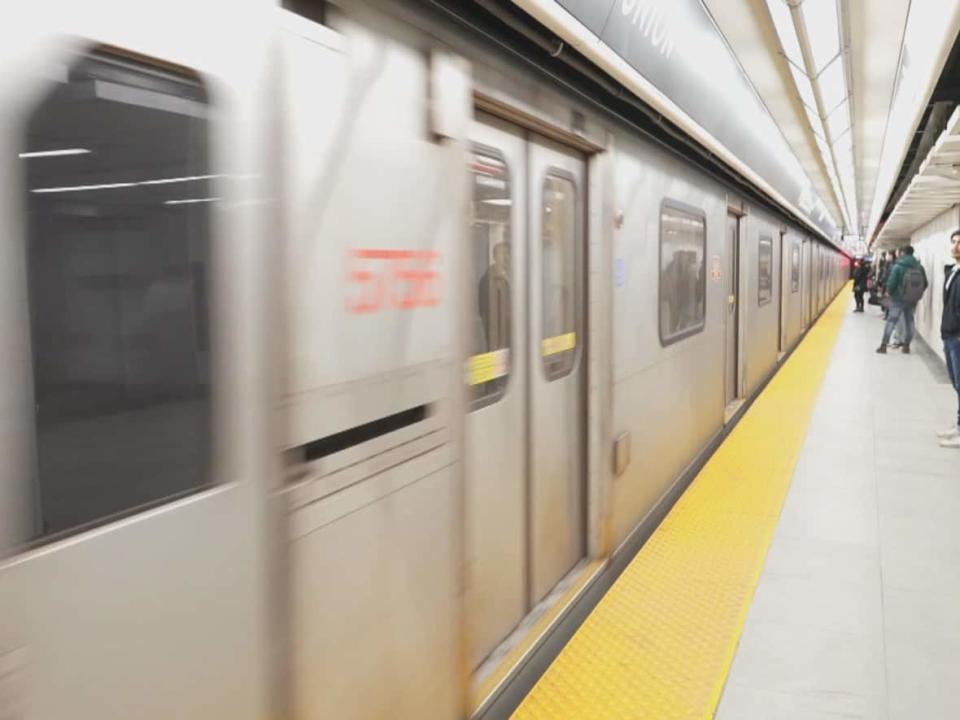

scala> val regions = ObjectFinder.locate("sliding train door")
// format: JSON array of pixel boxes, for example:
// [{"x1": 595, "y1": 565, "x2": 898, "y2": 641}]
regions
[
  {"x1": 466, "y1": 116, "x2": 527, "y2": 668},
  {"x1": 724, "y1": 213, "x2": 741, "y2": 408},
  {"x1": 466, "y1": 115, "x2": 587, "y2": 667},
  {"x1": 527, "y1": 134, "x2": 586, "y2": 606}
]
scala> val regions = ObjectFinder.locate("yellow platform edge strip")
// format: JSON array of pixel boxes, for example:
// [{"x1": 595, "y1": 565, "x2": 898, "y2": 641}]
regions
[{"x1": 512, "y1": 286, "x2": 851, "y2": 720}]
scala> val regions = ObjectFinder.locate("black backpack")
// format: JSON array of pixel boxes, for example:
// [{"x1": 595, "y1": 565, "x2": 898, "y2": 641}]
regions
[{"x1": 901, "y1": 266, "x2": 927, "y2": 306}]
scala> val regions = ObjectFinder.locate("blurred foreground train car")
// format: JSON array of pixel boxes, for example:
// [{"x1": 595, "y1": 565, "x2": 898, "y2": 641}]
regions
[{"x1": 0, "y1": 1, "x2": 848, "y2": 718}]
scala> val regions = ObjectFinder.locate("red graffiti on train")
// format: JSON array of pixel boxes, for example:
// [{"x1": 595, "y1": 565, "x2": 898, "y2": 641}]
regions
[{"x1": 347, "y1": 248, "x2": 442, "y2": 313}]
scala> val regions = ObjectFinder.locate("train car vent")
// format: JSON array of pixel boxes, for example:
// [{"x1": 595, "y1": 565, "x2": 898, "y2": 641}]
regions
[{"x1": 300, "y1": 405, "x2": 431, "y2": 462}]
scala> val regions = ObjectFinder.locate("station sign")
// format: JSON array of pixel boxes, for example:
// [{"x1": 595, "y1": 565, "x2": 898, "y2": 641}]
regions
[{"x1": 552, "y1": 0, "x2": 839, "y2": 242}]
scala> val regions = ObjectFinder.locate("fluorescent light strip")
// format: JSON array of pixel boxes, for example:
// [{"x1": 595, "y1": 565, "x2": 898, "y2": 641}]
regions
[
  {"x1": 826, "y1": 99, "x2": 850, "y2": 142},
  {"x1": 804, "y1": 105, "x2": 826, "y2": 139},
  {"x1": 789, "y1": 64, "x2": 817, "y2": 110},
  {"x1": 164, "y1": 197, "x2": 219, "y2": 205},
  {"x1": 817, "y1": 56, "x2": 847, "y2": 112},
  {"x1": 766, "y1": 0, "x2": 854, "y2": 231},
  {"x1": 801, "y1": 0, "x2": 841, "y2": 74},
  {"x1": 19, "y1": 148, "x2": 90, "y2": 158},
  {"x1": 32, "y1": 182, "x2": 137, "y2": 193},
  {"x1": 32, "y1": 174, "x2": 220, "y2": 194},
  {"x1": 139, "y1": 174, "x2": 221, "y2": 185},
  {"x1": 832, "y1": 130, "x2": 853, "y2": 156},
  {"x1": 768, "y1": 0, "x2": 805, "y2": 68}
]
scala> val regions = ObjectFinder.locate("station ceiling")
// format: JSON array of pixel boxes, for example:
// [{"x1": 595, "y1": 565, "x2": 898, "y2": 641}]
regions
[{"x1": 702, "y1": 0, "x2": 960, "y2": 250}]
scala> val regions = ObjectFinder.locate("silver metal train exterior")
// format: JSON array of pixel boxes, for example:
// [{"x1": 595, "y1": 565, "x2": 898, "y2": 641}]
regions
[{"x1": 0, "y1": 1, "x2": 849, "y2": 718}]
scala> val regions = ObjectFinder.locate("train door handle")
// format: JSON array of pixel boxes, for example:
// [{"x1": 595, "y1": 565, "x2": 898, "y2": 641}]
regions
[{"x1": 727, "y1": 294, "x2": 736, "y2": 308}]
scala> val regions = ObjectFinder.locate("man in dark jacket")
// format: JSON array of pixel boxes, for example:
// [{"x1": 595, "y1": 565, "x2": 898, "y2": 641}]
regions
[
  {"x1": 877, "y1": 246, "x2": 927, "y2": 354},
  {"x1": 852, "y1": 260, "x2": 869, "y2": 312},
  {"x1": 938, "y1": 230, "x2": 960, "y2": 448},
  {"x1": 478, "y1": 241, "x2": 511, "y2": 352}
]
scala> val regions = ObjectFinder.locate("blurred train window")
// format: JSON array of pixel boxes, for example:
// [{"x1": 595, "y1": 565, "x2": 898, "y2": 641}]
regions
[
  {"x1": 541, "y1": 172, "x2": 579, "y2": 380},
  {"x1": 758, "y1": 235, "x2": 773, "y2": 306},
  {"x1": 659, "y1": 201, "x2": 706, "y2": 346},
  {"x1": 791, "y1": 243, "x2": 800, "y2": 293},
  {"x1": 469, "y1": 149, "x2": 512, "y2": 407},
  {"x1": 21, "y1": 50, "x2": 213, "y2": 543}
]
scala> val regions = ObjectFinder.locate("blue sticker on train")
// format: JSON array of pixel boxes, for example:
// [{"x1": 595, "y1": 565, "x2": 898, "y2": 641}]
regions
[{"x1": 614, "y1": 258, "x2": 625, "y2": 288}]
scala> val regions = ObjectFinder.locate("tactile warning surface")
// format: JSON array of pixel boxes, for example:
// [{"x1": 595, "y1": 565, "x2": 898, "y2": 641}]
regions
[{"x1": 512, "y1": 288, "x2": 850, "y2": 720}]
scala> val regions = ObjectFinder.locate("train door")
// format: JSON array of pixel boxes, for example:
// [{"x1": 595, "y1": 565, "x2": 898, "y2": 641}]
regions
[
  {"x1": 813, "y1": 246, "x2": 821, "y2": 313},
  {"x1": 724, "y1": 213, "x2": 741, "y2": 408},
  {"x1": 527, "y1": 134, "x2": 586, "y2": 605},
  {"x1": 466, "y1": 117, "x2": 527, "y2": 667},
  {"x1": 802, "y1": 239, "x2": 812, "y2": 328},
  {"x1": 466, "y1": 117, "x2": 586, "y2": 665},
  {"x1": 819, "y1": 249, "x2": 825, "y2": 311},
  {"x1": 779, "y1": 232, "x2": 789, "y2": 353}
]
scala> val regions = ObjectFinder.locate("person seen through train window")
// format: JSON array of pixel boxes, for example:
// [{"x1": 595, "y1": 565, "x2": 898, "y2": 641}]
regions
[
  {"x1": 479, "y1": 241, "x2": 511, "y2": 353},
  {"x1": 937, "y1": 230, "x2": 960, "y2": 448}
]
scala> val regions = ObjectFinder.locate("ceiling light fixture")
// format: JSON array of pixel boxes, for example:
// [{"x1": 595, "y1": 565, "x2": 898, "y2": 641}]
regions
[
  {"x1": 799, "y1": 0, "x2": 841, "y2": 73},
  {"x1": 767, "y1": 0, "x2": 805, "y2": 68},
  {"x1": 765, "y1": 0, "x2": 858, "y2": 235},
  {"x1": 816, "y1": 58, "x2": 847, "y2": 112},
  {"x1": 789, "y1": 64, "x2": 817, "y2": 109}
]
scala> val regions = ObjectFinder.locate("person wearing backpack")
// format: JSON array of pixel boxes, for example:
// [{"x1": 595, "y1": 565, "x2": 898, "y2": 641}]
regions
[
  {"x1": 937, "y1": 230, "x2": 960, "y2": 448},
  {"x1": 876, "y1": 245, "x2": 927, "y2": 354}
]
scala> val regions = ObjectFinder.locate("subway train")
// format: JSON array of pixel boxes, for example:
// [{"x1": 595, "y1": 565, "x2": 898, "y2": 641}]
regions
[{"x1": 0, "y1": 1, "x2": 849, "y2": 719}]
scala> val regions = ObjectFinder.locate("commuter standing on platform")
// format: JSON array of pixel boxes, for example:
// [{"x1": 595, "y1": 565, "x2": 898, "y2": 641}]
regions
[
  {"x1": 852, "y1": 259, "x2": 868, "y2": 312},
  {"x1": 878, "y1": 251, "x2": 893, "y2": 319},
  {"x1": 877, "y1": 246, "x2": 927, "y2": 354},
  {"x1": 938, "y1": 231, "x2": 960, "y2": 448}
]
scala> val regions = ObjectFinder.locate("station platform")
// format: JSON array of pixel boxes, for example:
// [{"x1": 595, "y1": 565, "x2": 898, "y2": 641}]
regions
[{"x1": 511, "y1": 287, "x2": 959, "y2": 720}]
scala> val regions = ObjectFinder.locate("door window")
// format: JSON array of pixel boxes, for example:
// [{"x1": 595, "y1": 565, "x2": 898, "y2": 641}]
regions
[
  {"x1": 791, "y1": 244, "x2": 800, "y2": 293},
  {"x1": 758, "y1": 235, "x2": 773, "y2": 306},
  {"x1": 541, "y1": 172, "x2": 579, "y2": 380},
  {"x1": 468, "y1": 149, "x2": 513, "y2": 407}
]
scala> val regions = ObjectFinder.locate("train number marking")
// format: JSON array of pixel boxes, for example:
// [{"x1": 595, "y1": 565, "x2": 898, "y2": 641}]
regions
[{"x1": 347, "y1": 249, "x2": 441, "y2": 314}]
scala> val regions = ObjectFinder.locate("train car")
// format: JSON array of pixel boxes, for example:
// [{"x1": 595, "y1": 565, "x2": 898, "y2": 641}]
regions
[{"x1": 0, "y1": 1, "x2": 849, "y2": 719}]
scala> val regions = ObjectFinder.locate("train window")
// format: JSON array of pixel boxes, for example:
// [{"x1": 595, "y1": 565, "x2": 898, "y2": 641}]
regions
[
  {"x1": 791, "y1": 244, "x2": 800, "y2": 293},
  {"x1": 659, "y1": 201, "x2": 706, "y2": 346},
  {"x1": 21, "y1": 50, "x2": 213, "y2": 543},
  {"x1": 758, "y1": 235, "x2": 774, "y2": 306},
  {"x1": 469, "y1": 148, "x2": 512, "y2": 407},
  {"x1": 541, "y1": 172, "x2": 579, "y2": 380}
]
